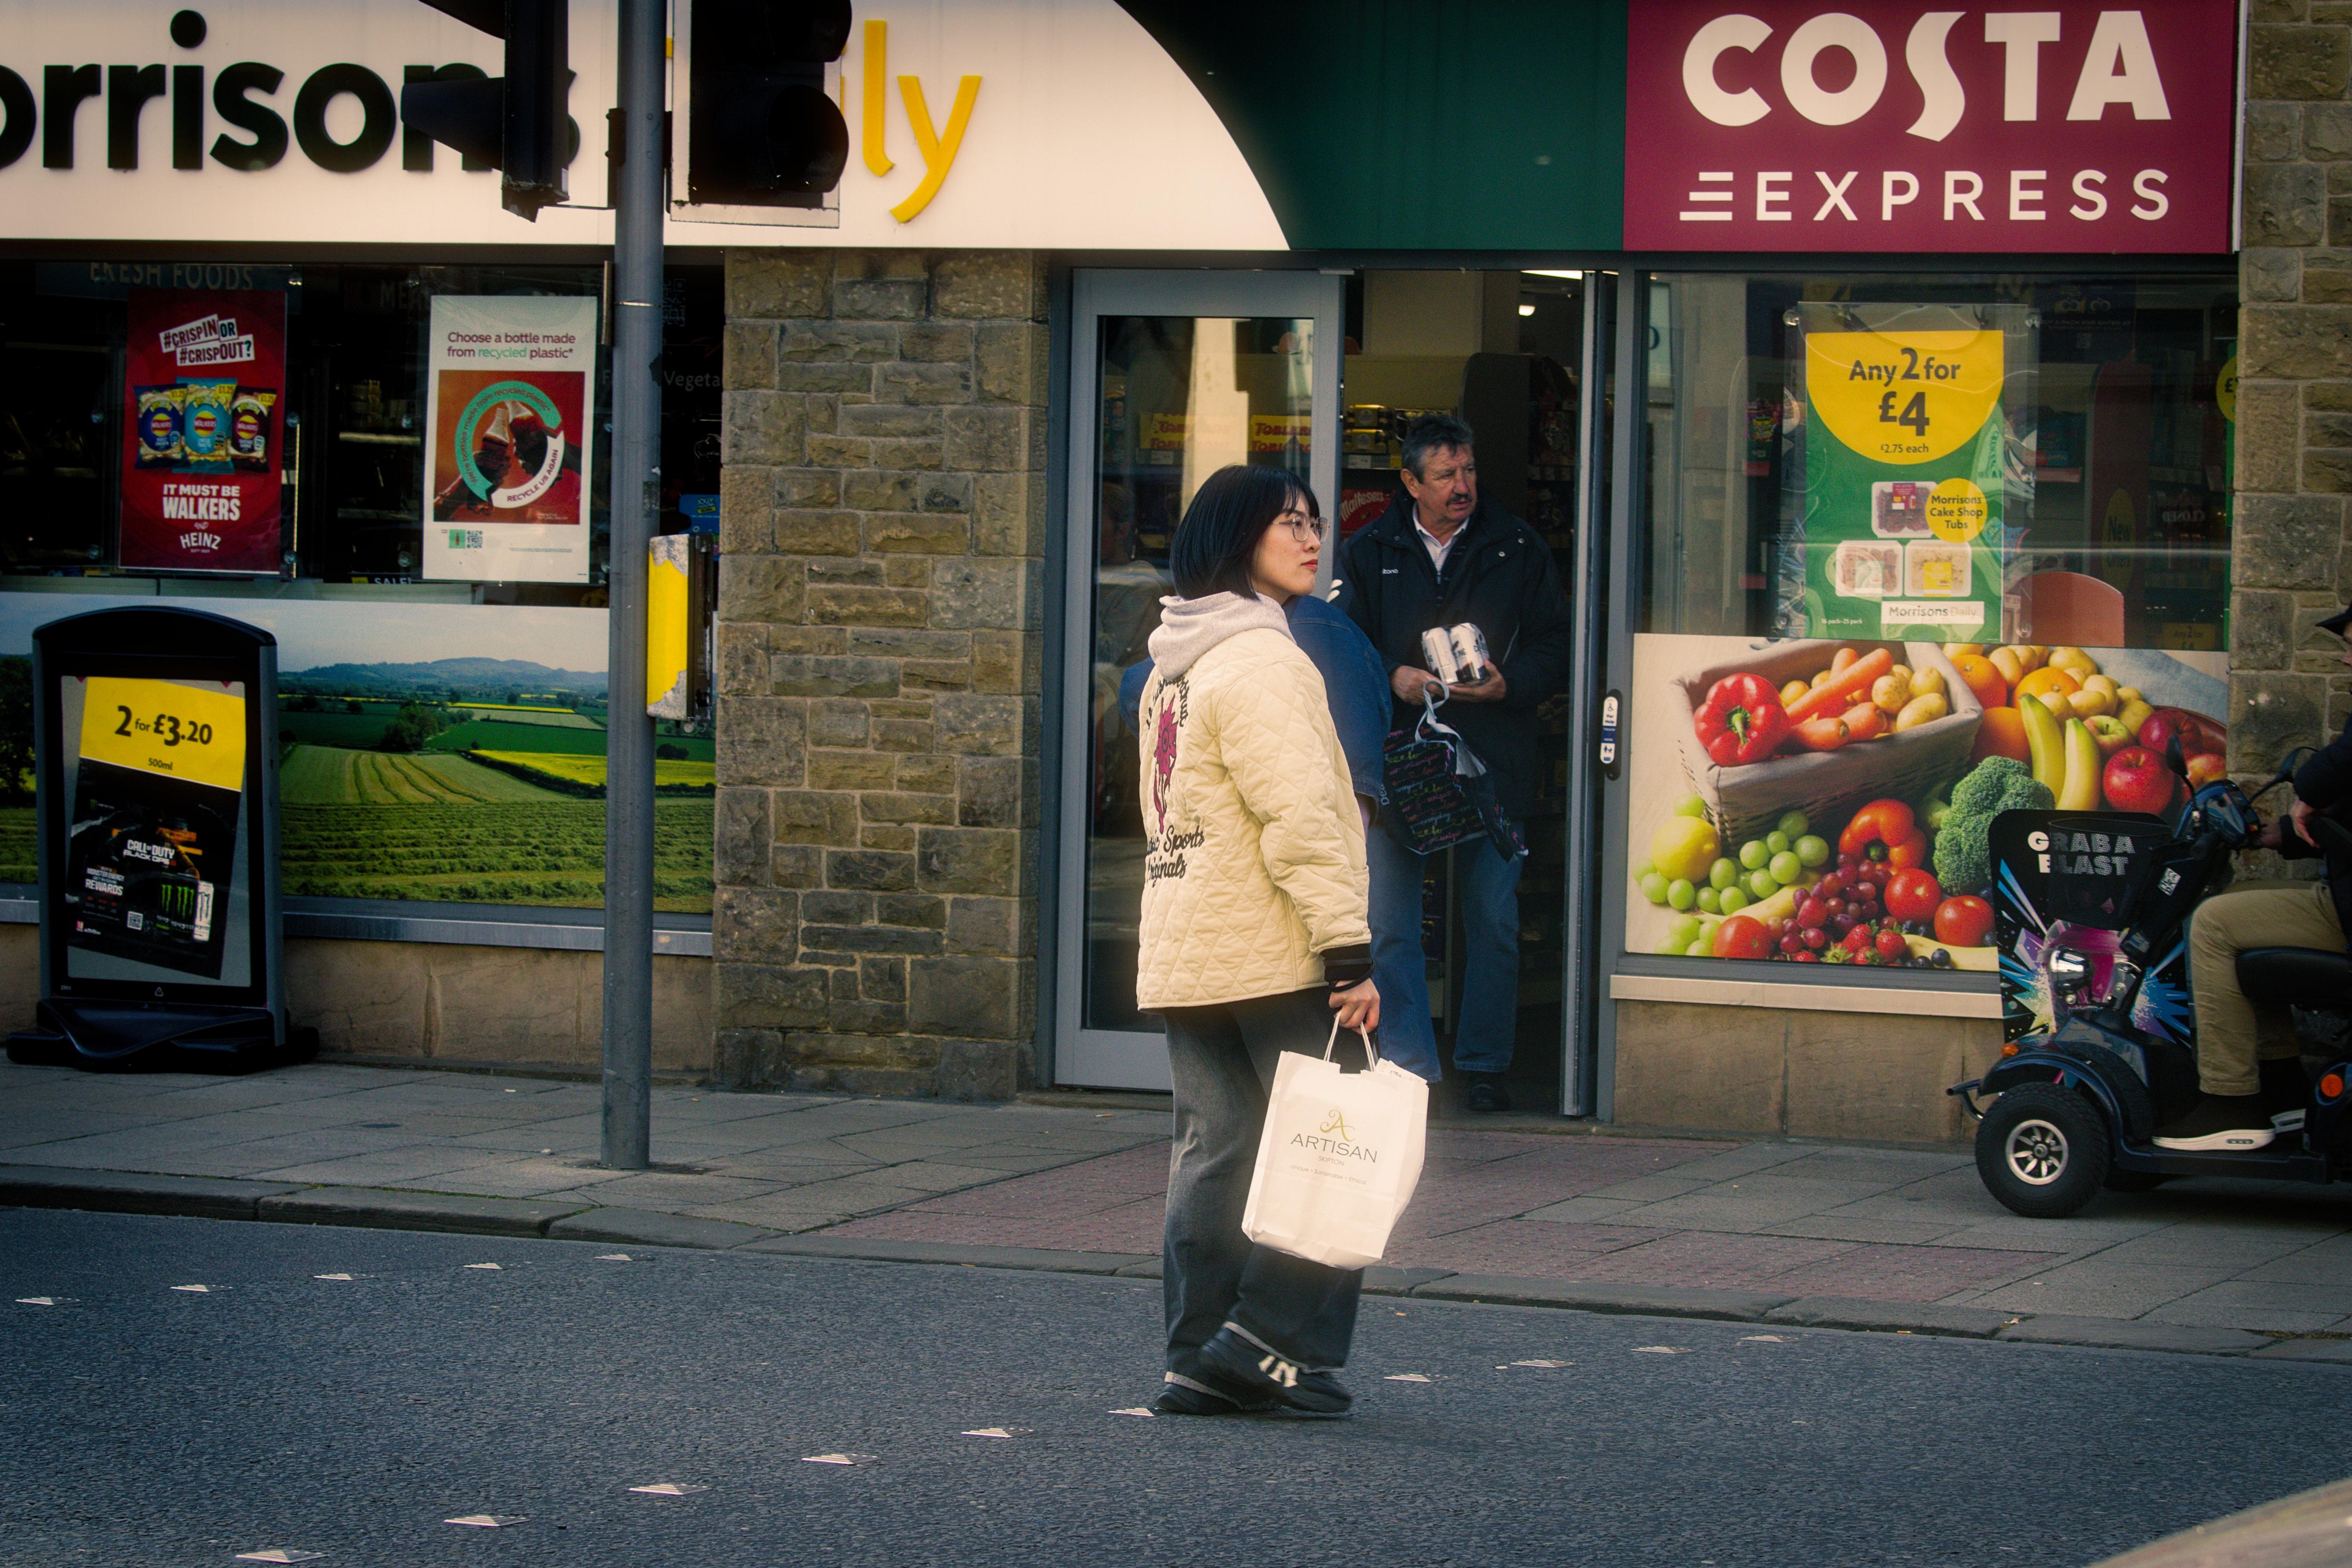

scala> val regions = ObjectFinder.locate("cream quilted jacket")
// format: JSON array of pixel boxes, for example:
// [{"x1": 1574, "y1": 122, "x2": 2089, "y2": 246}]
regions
[{"x1": 1134, "y1": 617, "x2": 1371, "y2": 1011}]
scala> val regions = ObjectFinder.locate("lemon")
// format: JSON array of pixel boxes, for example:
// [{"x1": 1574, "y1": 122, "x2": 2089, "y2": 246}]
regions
[{"x1": 1650, "y1": 814, "x2": 1720, "y2": 884}]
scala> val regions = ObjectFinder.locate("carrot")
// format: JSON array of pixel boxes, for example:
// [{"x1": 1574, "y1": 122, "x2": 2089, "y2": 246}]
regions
[
  {"x1": 1841, "y1": 700, "x2": 1887, "y2": 742},
  {"x1": 1789, "y1": 714, "x2": 1851, "y2": 752},
  {"x1": 1830, "y1": 647, "x2": 1859, "y2": 676},
  {"x1": 1786, "y1": 647, "x2": 1894, "y2": 723}
]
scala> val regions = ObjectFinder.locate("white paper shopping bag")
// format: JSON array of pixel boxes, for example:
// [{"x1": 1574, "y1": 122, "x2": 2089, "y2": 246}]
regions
[{"x1": 1241, "y1": 1019, "x2": 1429, "y2": 1270}]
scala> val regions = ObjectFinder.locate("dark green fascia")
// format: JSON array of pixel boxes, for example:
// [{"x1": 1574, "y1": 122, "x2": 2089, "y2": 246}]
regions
[{"x1": 1113, "y1": 0, "x2": 1625, "y2": 252}]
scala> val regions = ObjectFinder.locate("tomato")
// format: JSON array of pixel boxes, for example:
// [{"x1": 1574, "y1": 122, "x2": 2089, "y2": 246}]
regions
[
  {"x1": 1711, "y1": 915, "x2": 1773, "y2": 961},
  {"x1": 1885, "y1": 868, "x2": 1945, "y2": 923},
  {"x1": 1837, "y1": 799, "x2": 1916, "y2": 859},
  {"x1": 1933, "y1": 895, "x2": 1996, "y2": 947}
]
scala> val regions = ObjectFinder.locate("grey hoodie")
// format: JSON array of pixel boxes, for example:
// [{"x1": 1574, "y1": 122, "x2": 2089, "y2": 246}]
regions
[{"x1": 1145, "y1": 591, "x2": 1292, "y2": 681}]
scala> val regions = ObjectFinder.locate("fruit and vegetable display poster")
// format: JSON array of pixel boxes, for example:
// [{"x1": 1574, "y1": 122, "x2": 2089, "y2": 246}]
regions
[
  {"x1": 421, "y1": 295, "x2": 597, "y2": 584},
  {"x1": 1782, "y1": 305, "x2": 2034, "y2": 645},
  {"x1": 1990, "y1": 811, "x2": 2190, "y2": 1046},
  {"x1": 1624, "y1": 632, "x2": 2226, "y2": 976},
  {"x1": 63, "y1": 675, "x2": 246, "y2": 981},
  {"x1": 119, "y1": 289, "x2": 287, "y2": 574}
]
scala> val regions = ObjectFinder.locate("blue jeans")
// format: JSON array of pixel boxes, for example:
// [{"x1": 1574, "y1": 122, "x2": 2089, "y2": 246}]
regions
[
  {"x1": 1161, "y1": 989, "x2": 1365, "y2": 1377},
  {"x1": 1366, "y1": 824, "x2": 1524, "y2": 1079}
]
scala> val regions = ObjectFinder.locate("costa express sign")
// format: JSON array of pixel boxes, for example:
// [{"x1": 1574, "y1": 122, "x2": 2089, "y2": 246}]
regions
[{"x1": 1625, "y1": 2, "x2": 2239, "y2": 253}]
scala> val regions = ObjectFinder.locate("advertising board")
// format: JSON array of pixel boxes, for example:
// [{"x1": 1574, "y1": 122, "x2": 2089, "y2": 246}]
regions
[
  {"x1": 119, "y1": 287, "x2": 287, "y2": 574},
  {"x1": 421, "y1": 296, "x2": 597, "y2": 584}
]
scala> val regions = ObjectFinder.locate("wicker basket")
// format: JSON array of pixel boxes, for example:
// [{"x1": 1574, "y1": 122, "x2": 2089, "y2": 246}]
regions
[{"x1": 1670, "y1": 640, "x2": 1984, "y2": 849}]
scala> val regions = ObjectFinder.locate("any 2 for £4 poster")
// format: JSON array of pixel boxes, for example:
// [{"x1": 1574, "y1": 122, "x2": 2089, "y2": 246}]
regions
[
  {"x1": 422, "y1": 295, "x2": 598, "y2": 584},
  {"x1": 1784, "y1": 305, "x2": 2032, "y2": 645},
  {"x1": 120, "y1": 289, "x2": 286, "y2": 573}
]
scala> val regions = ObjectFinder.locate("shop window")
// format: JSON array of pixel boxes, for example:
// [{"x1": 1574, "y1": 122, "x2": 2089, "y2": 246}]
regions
[
  {"x1": 0, "y1": 259, "x2": 725, "y2": 915},
  {"x1": 1625, "y1": 269, "x2": 2237, "y2": 974}
]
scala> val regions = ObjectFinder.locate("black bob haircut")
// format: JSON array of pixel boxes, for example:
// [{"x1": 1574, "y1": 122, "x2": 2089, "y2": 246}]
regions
[{"x1": 1168, "y1": 464, "x2": 1320, "y2": 600}]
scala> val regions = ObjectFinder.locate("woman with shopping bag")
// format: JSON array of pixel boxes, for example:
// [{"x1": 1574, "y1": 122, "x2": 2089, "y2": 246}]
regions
[{"x1": 1136, "y1": 463, "x2": 1395, "y2": 1418}]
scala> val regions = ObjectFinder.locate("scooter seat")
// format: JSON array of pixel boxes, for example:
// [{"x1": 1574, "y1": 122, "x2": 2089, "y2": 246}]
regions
[{"x1": 2235, "y1": 946, "x2": 2352, "y2": 1010}]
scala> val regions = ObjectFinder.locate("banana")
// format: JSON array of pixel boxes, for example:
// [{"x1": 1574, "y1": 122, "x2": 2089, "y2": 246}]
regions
[
  {"x1": 2022, "y1": 693, "x2": 2066, "y2": 796},
  {"x1": 2058, "y1": 717, "x2": 2103, "y2": 810}
]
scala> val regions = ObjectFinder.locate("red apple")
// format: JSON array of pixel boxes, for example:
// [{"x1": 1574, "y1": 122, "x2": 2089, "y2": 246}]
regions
[
  {"x1": 2185, "y1": 752, "x2": 2228, "y2": 787},
  {"x1": 2138, "y1": 707, "x2": 2226, "y2": 757},
  {"x1": 2104, "y1": 746, "x2": 2176, "y2": 815}
]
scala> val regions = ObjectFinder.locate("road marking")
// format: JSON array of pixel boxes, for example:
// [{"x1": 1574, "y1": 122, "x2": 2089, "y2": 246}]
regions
[
  {"x1": 1510, "y1": 1360, "x2": 1571, "y2": 1368},
  {"x1": 1383, "y1": 1374, "x2": 1434, "y2": 1383},
  {"x1": 1107, "y1": 1407, "x2": 1156, "y2": 1417},
  {"x1": 596, "y1": 1254, "x2": 634, "y2": 1262},
  {"x1": 1631, "y1": 1346, "x2": 1691, "y2": 1355},
  {"x1": 960, "y1": 1427, "x2": 1030, "y2": 1439},
  {"x1": 171, "y1": 1284, "x2": 216, "y2": 1293},
  {"x1": 628, "y1": 1483, "x2": 708, "y2": 1496},
  {"x1": 801, "y1": 1454, "x2": 877, "y2": 1466},
  {"x1": 462, "y1": 1264, "x2": 503, "y2": 1271},
  {"x1": 235, "y1": 1551, "x2": 327, "y2": 1562},
  {"x1": 15, "y1": 1297, "x2": 61, "y2": 1306},
  {"x1": 1740, "y1": 1335, "x2": 1794, "y2": 1344},
  {"x1": 313, "y1": 1274, "x2": 358, "y2": 1281},
  {"x1": 444, "y1": 1515, "x2": 525, "y2": 1527}
]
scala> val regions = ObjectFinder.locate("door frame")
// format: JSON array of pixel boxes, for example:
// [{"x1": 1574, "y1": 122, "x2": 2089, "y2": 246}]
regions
[{"x1": 1050, "y1": 268, "x2": 1345, "y2": 1090}]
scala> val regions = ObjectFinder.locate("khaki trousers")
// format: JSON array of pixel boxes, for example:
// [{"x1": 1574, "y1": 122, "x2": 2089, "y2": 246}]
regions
[{"x1": 2186, "y1": 880, "x2": 2342, "y2": 1096}]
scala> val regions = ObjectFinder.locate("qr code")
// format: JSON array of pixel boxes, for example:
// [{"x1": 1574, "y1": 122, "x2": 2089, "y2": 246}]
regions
[{"x1": 447, "y1": 529, "x2": 482, "y2": 549}]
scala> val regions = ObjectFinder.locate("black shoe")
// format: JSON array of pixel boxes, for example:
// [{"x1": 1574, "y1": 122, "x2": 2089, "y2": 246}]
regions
[
  {"x1": 1197, "y1": 1327, "x2": 1352, "y2": 1417},
  {"x1": 1152, "y1": 1377, "x2": 1273, "y2": 1416},
  {"x1": 2261, "y1": 1059, "x2": 2309, "y2": 1132},
  {"x1": 1463, "y1": 1074, "x2": 1512, "y2": 1114},
  {"x1": 2152, "y1": 1094, "x2": 2276, "y2": 1152}
]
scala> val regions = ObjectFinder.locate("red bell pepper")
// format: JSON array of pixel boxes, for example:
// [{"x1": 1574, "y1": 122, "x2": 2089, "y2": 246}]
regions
[{"x1": 1693, "y1": 673, "x2": 1790, "y2": 767}]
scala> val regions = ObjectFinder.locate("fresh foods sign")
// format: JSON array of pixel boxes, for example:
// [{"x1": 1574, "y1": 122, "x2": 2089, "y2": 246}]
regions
[{"x1": 1624, "y1": 2, "x2": 2240, "y2": 253}]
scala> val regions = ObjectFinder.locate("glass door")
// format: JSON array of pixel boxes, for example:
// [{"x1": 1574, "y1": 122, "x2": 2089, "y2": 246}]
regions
[{"x1": 1053, "y1": 271, "x2": 1343, "y2": 1090}]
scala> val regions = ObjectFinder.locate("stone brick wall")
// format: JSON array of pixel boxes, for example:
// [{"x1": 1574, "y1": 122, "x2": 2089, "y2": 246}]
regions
[
  {"x1": 2236, "y1": 5, "x2": 2352, "y2": 782},
  {"x1": 713, "y1": 250, "x2": 1048, "y2": 1099}
]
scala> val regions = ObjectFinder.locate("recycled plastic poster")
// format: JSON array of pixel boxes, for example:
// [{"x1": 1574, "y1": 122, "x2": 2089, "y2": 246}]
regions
[
  {"x1": 119, "y1": 288, "x2": 287, "y2": 574},
  {"x1": 422, "y1": 295, "x2": 597, "y2": 584},
  {"x1": 64, "y1": 675, "x2": 246, "y2": 980},
  {"x1": 1792, "y1": 313, "x2": 2011, "y2": 644}
]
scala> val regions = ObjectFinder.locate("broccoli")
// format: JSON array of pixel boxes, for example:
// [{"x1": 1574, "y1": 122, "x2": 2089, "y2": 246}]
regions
[{"x1": 1932, "y1": 756, "x2": 2055, "y2": 893}]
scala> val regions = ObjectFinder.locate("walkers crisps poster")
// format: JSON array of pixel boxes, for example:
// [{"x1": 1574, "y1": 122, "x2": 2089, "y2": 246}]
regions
[{"x1": 119, "y1": 288, "x2": 286, "y2": 573}]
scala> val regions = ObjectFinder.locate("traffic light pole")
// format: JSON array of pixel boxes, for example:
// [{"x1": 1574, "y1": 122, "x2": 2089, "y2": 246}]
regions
[{"x1": 601, "y1": 0, "x2": 663, "y2": 1171}]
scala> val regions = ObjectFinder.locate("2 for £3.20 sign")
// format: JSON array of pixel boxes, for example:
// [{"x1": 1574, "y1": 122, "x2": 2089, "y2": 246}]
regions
[{"x1": 79, "y1": 678, "x2": 247, "y2": 794}]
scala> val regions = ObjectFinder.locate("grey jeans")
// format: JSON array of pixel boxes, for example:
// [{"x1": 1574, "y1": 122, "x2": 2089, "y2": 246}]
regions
[{"x1": 1160, "y1": 988, "x2": 1365, "y2": 1380}]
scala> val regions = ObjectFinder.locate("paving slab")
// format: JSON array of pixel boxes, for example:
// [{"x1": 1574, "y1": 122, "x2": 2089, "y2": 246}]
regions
[
  {"x1": 2247, "y1": 1338, "x2": 2352, "y2": 1365},
  {"x1": 544, "y1": 1208, "x2": 776, "y2": 1250},
  {"x1": 1995, "y1": 1315, "x2": 2270, "y2": 1356},
  {"x1": 0, "y1": 1164, "x2": 299, "y2": 1221},
  {"x1": 1410, "y1": 1274, "x2": 1796, "y2": 1321},
  {"x1": 1764, "y1": 1297, "x2": 2022, "y2": 1339},
  {"x1": 254, "y1": 1186, "x2": 595, "y2": 1237}
]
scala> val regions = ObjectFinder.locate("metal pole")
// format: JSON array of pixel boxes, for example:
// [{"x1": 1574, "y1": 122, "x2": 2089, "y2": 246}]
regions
[{"x1": 602, "y1": 0, "x2": 662, "y2": 1170}]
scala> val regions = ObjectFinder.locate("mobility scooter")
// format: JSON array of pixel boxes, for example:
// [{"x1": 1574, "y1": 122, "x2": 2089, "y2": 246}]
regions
[{"x1": 1950, "y1": 746, "x2": 2352, "y2": 1218}]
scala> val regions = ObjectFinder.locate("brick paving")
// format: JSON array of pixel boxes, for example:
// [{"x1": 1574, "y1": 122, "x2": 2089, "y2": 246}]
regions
[{"x1": 5, "y1": 1062, "x2": 2352, "y2": 1331}]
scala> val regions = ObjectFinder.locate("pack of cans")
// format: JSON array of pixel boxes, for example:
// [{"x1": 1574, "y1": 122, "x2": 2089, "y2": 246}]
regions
[{"x1": 1420, "y1": 622, "x2": 1492, "y2": 686}]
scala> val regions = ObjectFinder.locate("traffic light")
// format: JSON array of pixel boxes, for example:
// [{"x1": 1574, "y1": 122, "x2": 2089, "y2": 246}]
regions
[
  {"x1": 401, "y1": 0, "x2": 570, "y2": 219},
  {"x1": 676, "y1": 0, "x2": 850, "y2": 217}
]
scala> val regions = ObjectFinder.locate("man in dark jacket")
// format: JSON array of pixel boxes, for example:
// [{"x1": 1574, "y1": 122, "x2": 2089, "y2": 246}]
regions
[
  {"x1": 2163, "y1": 602, "x2": 2352, "y2": 1152},
  {"x1": 1336, "y1": 413, "x2": 1574, "y2": 1111}
]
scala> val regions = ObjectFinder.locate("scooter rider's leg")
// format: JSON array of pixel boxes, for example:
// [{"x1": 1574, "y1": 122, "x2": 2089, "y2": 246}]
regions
[{"x1": 2159, "y1": 884, "x2": 2340, "y2": 1150}]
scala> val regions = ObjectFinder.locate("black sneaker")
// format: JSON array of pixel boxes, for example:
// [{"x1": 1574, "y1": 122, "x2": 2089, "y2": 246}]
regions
[
  {"x1": 2152, "y1": 1094, "x2": 2277, "y2": 1152},
  {"x1": 1197, "y1": 1326, "x2": 1352, "y2": 1417},
  {"x1": 2261, "y1": 1059, "x2": 2309, "y2": 1133},
  {"x1": 1152, "y1": 1372, "x2": 1275, "y2": 1417},
  {"x1": 1464, "y1": 1074, "x2": 1512, "y2": 1114}
]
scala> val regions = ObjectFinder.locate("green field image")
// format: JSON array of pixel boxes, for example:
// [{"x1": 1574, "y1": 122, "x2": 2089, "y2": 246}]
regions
[
  {"x1": 476, "y1": 750, "x2": 717, "y2": 791},
  {"x1": 444, "y1": 705, "x2": 602, "y2": 728},
  {"x1": 0, "y1": 807, "x2": 30, "y2": 884},
  {"x1": 424, "y1": 719, "x2": 612, "y2": 756}
]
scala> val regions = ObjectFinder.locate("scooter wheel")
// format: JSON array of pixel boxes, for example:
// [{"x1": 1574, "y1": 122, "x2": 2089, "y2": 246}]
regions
[{"x1": 1975, "y1": 1083, "x2": 2111, "y2": 1218}]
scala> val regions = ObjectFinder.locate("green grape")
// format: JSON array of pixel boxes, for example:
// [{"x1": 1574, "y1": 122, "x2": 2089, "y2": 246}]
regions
[
  {"x1": 1766, "y1": 830, "x2": 1792, "y2": 856},
  {"x1": 1707, "y1": 857, "x2": 1738, "y2": 890},
  {"x1": 1738, "y1": 839, "x2": 1769, "y2": 871},
  {"x1": 1747, "y1": 868, "x2": 1778, "y2": 900},
  {"x1": 1656, "y1": 931, "x2": 1693, "y2": 955},
  {"x1": 1777, "y1": 810, "x2": 1810, "y2": 839},
  {"x1": 1632, "y1": 858, "x2": 1655, "y2": 880},
  {"x1": 1769, "y1": 851, "x2": 1803, "y2": 885},
  {"x1": 1667, "y1": 878, "x2": 1696, "y2": 911},
  {"x1": 1696, "y1": 887, "x2": 1721, "y2": 914},
  {"x1": 1667, "y1": 914, "x2": 1702, "y2": 945},
  {"x1": 1717, "y1": 886, "x2": 1750, "y2": 914},
  {"x1": 1795, "y1": 834, "x2": 1830, "y2": 867},
  {"x1": 1640, "y1": 872, "x2": 1669, "y2": 905},
  {"x1": 1673, "y1": 793, "x2": 1707, "y2": 819}
]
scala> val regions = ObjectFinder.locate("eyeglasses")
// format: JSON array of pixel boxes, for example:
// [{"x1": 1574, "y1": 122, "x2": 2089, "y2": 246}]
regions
[{"x1": 1275, "y1": 513, "x2": 1328, "y2": 545}]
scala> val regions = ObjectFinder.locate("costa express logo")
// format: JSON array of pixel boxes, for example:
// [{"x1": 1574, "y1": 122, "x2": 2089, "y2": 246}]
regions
[
  {"x1": 0, "y1": 8, "x2": 982, "y2": 220},
  {"x1": 1624, "y1": 2, "x2": 2239, "y2": 253}
]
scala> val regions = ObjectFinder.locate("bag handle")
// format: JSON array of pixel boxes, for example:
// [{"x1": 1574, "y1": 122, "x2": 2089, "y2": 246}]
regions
[{"x1": 1323, "y1": 1013, "x2": 1381, "y2": 1067}]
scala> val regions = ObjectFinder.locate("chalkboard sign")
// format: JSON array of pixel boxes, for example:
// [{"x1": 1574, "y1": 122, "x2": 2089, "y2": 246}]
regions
[{"x1": 6, "y1": 606, "x2": 302, "y2": 1066}]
